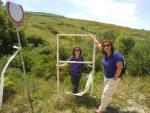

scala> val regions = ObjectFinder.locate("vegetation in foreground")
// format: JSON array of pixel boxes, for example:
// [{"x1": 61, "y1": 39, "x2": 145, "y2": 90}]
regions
[{"x1": 0, "y1": 5, "x2": 150, "y2": 113}]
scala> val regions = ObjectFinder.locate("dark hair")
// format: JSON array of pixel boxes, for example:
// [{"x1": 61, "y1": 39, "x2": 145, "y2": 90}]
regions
[
  {"x1": 72, "y1": 46, "x2": 82, "y2": 57},
  {"x1": 100, "y1": 39, "x2": 114, "y2": 54}
]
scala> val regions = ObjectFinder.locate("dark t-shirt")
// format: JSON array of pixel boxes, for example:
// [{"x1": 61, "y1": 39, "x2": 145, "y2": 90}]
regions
[
  {"x1": 68, "y1": 56, "x2": 84, "y2": 74},
  {"x1": 102, "y1": 51, "x2": 124, "y2": 78}
]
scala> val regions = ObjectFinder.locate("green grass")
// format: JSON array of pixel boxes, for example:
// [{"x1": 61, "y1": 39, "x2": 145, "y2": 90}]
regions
[
  {"x1": 1, "y1": 72, "x2": 150, "y2": 113},
  {"x1": 1, "y1": 12, "x2": 150, "y2": 113},
  {"x1": 22, "y1": 12, "x2": 150, "y2": 43}
]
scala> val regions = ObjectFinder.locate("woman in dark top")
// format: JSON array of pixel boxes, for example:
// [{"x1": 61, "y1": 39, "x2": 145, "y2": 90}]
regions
[
  {"x1": 88, "y1": 35, "x2": 124, "y2": 113},
  {"x1": 57, "y1": 46, "x2": 85, "y2": 94}
]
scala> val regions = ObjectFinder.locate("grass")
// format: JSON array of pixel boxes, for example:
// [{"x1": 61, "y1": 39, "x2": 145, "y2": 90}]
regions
[
  {"x1": 1, "y1": 71, "x2": 150, "y2": 113},
  {"x1": 22, "y1": 12, "x2": 150, "y2": 43},
  {"x1": 1, "y1": 12, "x2": 150, "y2": 113}
]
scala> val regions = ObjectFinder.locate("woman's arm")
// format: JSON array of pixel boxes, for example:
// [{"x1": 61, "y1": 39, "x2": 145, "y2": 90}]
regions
[
  {"x1": 88, "y1": 34, "x2": 101, "y2": 50},
  {"x1": 57, "y1": 63, "x2": 68, "y2": 68},
  {"x1": 113, "y1": 61, "x2": 123, "y2": 80}
]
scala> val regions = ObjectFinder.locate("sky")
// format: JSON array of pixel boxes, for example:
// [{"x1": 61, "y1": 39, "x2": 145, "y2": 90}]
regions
[{"x1": 2, "y1": 0, "x2": 150, "y2": 30}]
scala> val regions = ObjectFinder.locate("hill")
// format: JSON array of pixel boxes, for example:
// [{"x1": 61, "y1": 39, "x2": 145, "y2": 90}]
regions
[
  {"x1": 23, "y1": 12, "x2": 150, "y2": 40},
  {"x1": 0, "y1": 11, "x2": 150, "y2": 113}
]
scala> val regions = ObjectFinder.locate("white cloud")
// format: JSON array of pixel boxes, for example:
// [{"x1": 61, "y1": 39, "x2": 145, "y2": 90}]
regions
[{"x1": 67, "y1": 0, "x2": 139, "y2": 28}]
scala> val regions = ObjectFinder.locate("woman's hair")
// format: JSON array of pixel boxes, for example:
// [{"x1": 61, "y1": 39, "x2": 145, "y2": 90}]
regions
[
  {"x1": 100, "y1": 39, "x2": 114, "y2": 54},
  {"x1": 72, "y1": 46, "x2": 82, "y2": 57}
]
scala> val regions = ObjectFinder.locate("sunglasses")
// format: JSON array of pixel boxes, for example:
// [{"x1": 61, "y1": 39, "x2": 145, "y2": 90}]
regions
[
  {"x1": 103, "y1": 44, "x2": 110, "y2": 48},
  {"x1": 75, "y1": 50, "x2": 80, "y2": 51}
]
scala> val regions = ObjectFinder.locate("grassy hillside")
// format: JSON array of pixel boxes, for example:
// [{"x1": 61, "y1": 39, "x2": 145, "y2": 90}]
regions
[
  {"x1": 23, "y1": 12, "x2": 150, "y2": 40},
  {"x1": 0, "y1": 12, "x2": 150, "y2": 113}
]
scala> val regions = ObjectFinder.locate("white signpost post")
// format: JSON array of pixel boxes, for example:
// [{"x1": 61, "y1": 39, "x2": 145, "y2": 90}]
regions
[{"x1": 0, "y1": 2, "x2": 34, "y2": 112}]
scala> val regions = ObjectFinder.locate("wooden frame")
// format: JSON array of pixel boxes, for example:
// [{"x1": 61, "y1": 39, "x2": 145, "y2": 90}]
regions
[{"x1": 56, "y1": 33, "x2": 96, "y2": 97}]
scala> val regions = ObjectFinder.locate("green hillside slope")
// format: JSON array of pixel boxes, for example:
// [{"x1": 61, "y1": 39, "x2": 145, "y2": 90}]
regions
[
  {"x1": 23, "y1": 12, "x2": 150, "y2": 41},
  {"x1": 0, "y1": 11, "x2": 150, "y2": 113}
]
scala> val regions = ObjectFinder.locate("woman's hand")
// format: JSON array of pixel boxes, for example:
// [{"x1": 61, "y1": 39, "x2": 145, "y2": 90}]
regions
[
  {"x1": 88, "y1": 34, "x2": 101, "y2": 49},
  {"x1": 56, "y1": 64, "x2": 60, "y2": 68},
  {"x1": 56, "y1": 63, "x2": 68, "y2": 68},
  {"x1": 87, "y1": 34, "x2": 96, "y2": 41},
  {"x1": 113, "y1": 76, "x2": 118, "y2": 81},
  {"x1": 113, "y1": 61, "x2": 123, "y2": 81}
]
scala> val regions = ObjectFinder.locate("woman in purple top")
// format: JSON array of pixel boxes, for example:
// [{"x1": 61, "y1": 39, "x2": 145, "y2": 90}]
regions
[
  {"x1": 88, "y1": 35, "x2": 124, "y2": 113},
  {"x1": 57, "y1": 46, "x2": 84, "y2": 94}
]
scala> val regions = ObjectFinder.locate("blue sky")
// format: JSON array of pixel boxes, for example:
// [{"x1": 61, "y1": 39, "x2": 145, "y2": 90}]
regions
[{"x1": 3, "y1": 0, "x2": 150, "y2": 30}]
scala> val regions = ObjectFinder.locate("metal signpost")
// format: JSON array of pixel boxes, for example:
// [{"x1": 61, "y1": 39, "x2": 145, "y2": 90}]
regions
[{"x1": 0, "y1": 2, "x2": 34, "y2": 113}]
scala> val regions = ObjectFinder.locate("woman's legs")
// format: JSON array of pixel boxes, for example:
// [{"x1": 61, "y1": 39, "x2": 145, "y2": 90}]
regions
[
  {"x1": 98, "y1": 78, "x2": 121, "y2": 111},
  {"x1": 71, "y1": 74, "x2": 81, "y2": 93}
]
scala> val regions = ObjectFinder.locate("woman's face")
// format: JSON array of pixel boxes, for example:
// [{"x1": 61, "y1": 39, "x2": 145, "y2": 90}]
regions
[
  {"x1": 74, "y1": 50, "x2": 81, "y2": 57},
  {"x1": 102, "y1": 42, "x2": 111, "y2": 53}
]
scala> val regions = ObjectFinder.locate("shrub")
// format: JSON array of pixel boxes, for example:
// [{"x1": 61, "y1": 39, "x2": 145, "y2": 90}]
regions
[
  {"x1": 97, "y1": 29, "x2": 117, "y2": 40},
  {"x1": 128, "y1": 44, "x2": 150, "y2": 76},
  {"x1": 11, "y1": 52, "x2": 33, "y2": 72},
  {"x1": 0, "y1": 9, "x2": 26, "y2": 56},
  {"x1": 3, "y1": 76, "x2": 16, "y2": 102},
  {"x1": 27, "y1": 35, "x2": 47, "y2": 47},
  {"x1": 39, "y1": 46, "x2": 51, "y2": 55},
  {"x1": 31, "y1": 91, "x2": 43, "y2": 100},
  {"x1": 95, "y1": 52, "x2": 103, "y2": 72},
  {"x1": 0, "y1": 55, "x2": 8, "y2": 72},
  {"x1": 32, "y1": 64, "x2": 45, "y2": 77},
  {"x1": 50, "y1": 27, "x2": 59, "y2": 34},
  {"x1": 44, "y1": 61, "x2": 57, "y2": 79},
  {"x1": 116, "y1": 34, "x2": 135, "y2": 56},
  {"x1": 59, "y1": 46, "x2": 70, "y2": 60}
]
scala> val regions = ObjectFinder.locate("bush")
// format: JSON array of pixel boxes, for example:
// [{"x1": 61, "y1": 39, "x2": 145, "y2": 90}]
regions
[
  {"x1": 0, "y1": 55, "x2": 8, "y2": 72},
  {"x1": 31, "y1": 63, "x2": 54, "y2": 78},
  {"x1": 32, "y1": 64, "x2": 45, "y2": 77},
  {"x1": 128, "y1": 44, "x2": 150, "y2": 76},
  {"x1": 59, "y1": 46, "x2": 70, "y2": 60},
  {"x1": 0, "y1": 9, "x2": 26, "y2": 56},
  {"x1": 3, "y1": 76, "x2": 16, "y2": 102},
  {"x1": 116, "y1": 34, "x2": 135, "y2": 56},
  {"x1": 39, "y1": 46, "x2": 51, "y2": 55},
  {"x1": 44, "y1": 61, "x2": 57, "y2": 79},
  {"x1": 95, "y1": 52, "x2": 103, "y2": 72},
  {"x1": 31, "y1": 91, "x2": 43, "y2": 100},
  {"x1": 48, "y1": 26, "x2": 59, "y2": 34},
  {"x1": 97, "y1": 29, "x2": 117, "y2": 40},
  {"x1": 27, "y1": 35, "x2": 47, "y2": 47},
  {"x1": 11, "y1": 52, "x2": 34, "y2": 72}
]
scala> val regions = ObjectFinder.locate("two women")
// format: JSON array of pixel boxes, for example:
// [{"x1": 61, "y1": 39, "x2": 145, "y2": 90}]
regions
[{"x1": 57, "y1": 35, "x2": 124, "y2": 113}]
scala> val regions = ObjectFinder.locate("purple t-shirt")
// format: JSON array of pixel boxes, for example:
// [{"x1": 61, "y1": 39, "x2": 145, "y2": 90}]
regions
[
  {"x1": 68, "y1": 56, "x2": 84, "y2": 73},
  {"x1": 102, "y1": 51, "x2": 124, "y2": 78}
]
